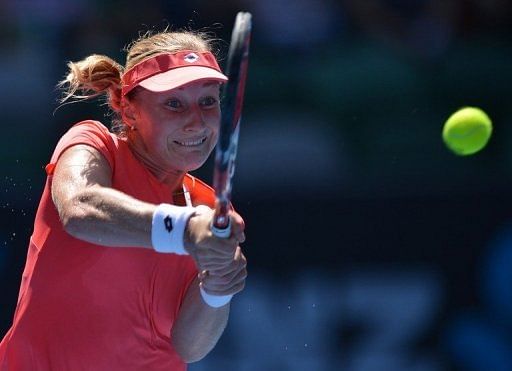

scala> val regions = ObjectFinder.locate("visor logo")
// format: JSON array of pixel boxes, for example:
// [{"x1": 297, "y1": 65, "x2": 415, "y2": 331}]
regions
[{"x1": 184, "y1": 53, "x2": 199, "y2": 63}]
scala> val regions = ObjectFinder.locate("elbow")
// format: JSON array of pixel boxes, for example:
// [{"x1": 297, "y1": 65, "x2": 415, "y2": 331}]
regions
[
  {"x1": 183, "y1": 355, "x2": 206, "y2": 364},
  {"x1": 172, "y1": 325, "x2": 228, "y2": 363},
  {"x1": 175, "y1": 343, "x2": 212, "y2": 364},
  {"x1": 58, "y1": 193, "x2": 94, "y2": 239},
  {"x1": 60, "y1": 210, "x2": 83, "y2": 238}
]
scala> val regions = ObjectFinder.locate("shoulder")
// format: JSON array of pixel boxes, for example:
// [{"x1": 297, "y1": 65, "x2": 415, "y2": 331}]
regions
[
  {"x1": 68, "y1": 120, "x2": 116, "y2": 139},
  {"x1": 46, "y1": 120, "x2": 118, "y2": 176}
]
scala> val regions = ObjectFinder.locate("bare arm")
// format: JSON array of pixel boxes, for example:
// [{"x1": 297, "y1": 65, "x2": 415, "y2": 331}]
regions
[
  {"x1": 51, "y1": 144, "x2": 155, "y2": 247},
  {"x1": 173, "y1": 208, "x2": 247, "y2": 362},
  {"x1": 171, "y1": 277, "x2": 230, "y2": 363}
]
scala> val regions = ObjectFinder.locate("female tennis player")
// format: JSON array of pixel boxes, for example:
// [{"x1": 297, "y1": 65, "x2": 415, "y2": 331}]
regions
[{"x1": 0, "y1": 30, "x2": 247, "y2": 370}]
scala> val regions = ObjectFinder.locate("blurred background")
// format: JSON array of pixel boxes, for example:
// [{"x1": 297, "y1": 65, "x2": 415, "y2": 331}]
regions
[{"x1": 1, "y1": 0, "x2": 512, "y2": 370}]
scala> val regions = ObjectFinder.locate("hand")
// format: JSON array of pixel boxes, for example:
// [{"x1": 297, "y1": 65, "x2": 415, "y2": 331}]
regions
[
  {"x1": 199, "y1": 246, "x2": 247, "y2": 296},
  {"x1": 185, "y1": 205, "x2": 248, "y2": 297},
  {"x1": 184, "y1": 205, "x2": 245, "y2": 272}
]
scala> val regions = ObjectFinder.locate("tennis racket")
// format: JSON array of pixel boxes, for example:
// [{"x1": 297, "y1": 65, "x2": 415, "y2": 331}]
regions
[{"x1": 211, "y1": 12, "x2": 252, "y2": 238}]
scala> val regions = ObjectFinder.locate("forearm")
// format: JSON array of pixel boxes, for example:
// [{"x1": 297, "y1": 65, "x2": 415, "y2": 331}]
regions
[
  {"x1": 58, "y1": 184, "x2": 155, "y2": 248},
  {"x1": 171, "y1": 277, "x2": 230, "y2": 363}
]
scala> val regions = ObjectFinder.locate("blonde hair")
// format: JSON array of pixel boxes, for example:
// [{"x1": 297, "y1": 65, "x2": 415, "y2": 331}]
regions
[{"x1": 58, "y1": 30, "x2": 216, "y2": 135}]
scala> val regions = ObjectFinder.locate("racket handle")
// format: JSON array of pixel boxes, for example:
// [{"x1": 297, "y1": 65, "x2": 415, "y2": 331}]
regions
[{"x1": 211, "y1": 216, "x2": 231, "y2": 238}]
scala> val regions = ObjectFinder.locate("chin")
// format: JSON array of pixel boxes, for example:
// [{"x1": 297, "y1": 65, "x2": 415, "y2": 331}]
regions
[
  {"x1": 181, "y1": 158, "x2": 209, "y2": 172},
  {"x1": 171, "y1": 146, "x2": 214, "y2": 173}
]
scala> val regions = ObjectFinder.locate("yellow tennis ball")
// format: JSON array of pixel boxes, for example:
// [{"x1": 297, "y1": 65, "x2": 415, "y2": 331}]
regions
[{"x1": 442, "y1": 107, "x2": 492, "y2": 155}]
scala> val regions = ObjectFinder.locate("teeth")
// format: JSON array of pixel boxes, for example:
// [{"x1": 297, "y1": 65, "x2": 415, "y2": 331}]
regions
[{"x1": 176, "y1": 138, "x2": 206, "y2": 146}]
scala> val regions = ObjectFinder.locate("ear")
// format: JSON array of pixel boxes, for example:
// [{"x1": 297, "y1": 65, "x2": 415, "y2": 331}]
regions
[{"x1": 121, "y1": 99, "x2": 138, "y2": 128}]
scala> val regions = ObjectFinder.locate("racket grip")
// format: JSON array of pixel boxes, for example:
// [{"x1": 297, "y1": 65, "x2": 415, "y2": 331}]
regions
[{"x1": 211, "y1": 217, "x2": 231, "y2": 238}]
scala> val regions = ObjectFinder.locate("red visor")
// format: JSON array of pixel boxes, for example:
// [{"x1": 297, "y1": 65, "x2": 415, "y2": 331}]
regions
[{"x1": 121, "y1": 50, "x2": 228, "y2": 96}]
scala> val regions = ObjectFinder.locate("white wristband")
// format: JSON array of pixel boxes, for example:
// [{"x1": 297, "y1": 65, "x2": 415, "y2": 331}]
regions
[
  {"x1": 200, "y1": 287, "x2": 233, "y2": 308},
  {"x1": 151, "y1": 204, "x2": 196, "y2": 254}
]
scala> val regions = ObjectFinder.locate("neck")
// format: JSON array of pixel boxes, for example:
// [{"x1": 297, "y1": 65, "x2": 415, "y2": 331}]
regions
[{"x1": 127, "y1": 137, "x2": 185, "y2": 192}]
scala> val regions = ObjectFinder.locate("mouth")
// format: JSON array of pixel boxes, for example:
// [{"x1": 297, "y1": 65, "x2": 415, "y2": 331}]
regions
[{"x1": 174, "y1": 136, "x2": 207, "y2": 147}]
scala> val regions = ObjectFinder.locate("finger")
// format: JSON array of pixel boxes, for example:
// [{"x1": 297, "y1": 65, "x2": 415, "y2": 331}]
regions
[
  {"x1": 207, "y1": 265, "x2": 240, "y2": 283},
  {"x1": 206, "y1": 257, "x2": 243, "y2": 276},
  {"x1": 226, "y1": 232, "x2": 245, "y2": 245},
  {"x1": 228, "y1": 211, "x2": 245, "y2": 235},
  {"x1": 220, "y1": 265, "x2": 247, "y2": 288},
  {"x1": 198, "y1": 256, "x2": 235, "y2": 266},
  {"x1": 195, "y1": 240, "x2": 237, "y2": 259},
  {"x1": 195, "y1": 246, "x2": 237, "y2": 266},
  {"x1": 199, "y1": 260, "x2": 234, "y2": 272},
  {"x1": 238, "y1": 232, "x2": 246, "y2": 244},
  {"x1": 206, "y1": 246, "x2": 246, "y2": 275},
  {"x1": 233, "y1": 246, "x2": 246, "y2": 262},
  {"x1": 204, "y1": 263, "x2": 247, "y2": 290}
]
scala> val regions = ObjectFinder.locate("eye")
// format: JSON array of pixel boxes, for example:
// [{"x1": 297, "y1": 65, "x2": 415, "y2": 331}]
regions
[
  {"x1": 166, "y1": 98, "x2": 183, "y2": 110},
  {"x1": 200, "y1": 96, "x2": 218, "y2": 109}
]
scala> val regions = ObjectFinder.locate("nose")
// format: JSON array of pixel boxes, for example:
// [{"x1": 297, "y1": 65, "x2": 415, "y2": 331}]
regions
[{"x1": 183, "y1": 105, "x2": 206, "y2": 132}]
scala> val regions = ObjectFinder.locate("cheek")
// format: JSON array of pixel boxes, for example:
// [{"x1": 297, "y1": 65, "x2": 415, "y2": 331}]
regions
[
  {"x1": 139, "y1": 110, "x2": 171, "y2": 137},
  {"x1": 205, "y1": 109, "x2": 221, "y2": 132},
  {"x1": 208, "y1": 131, "x2": 219, "y2": 151}
]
